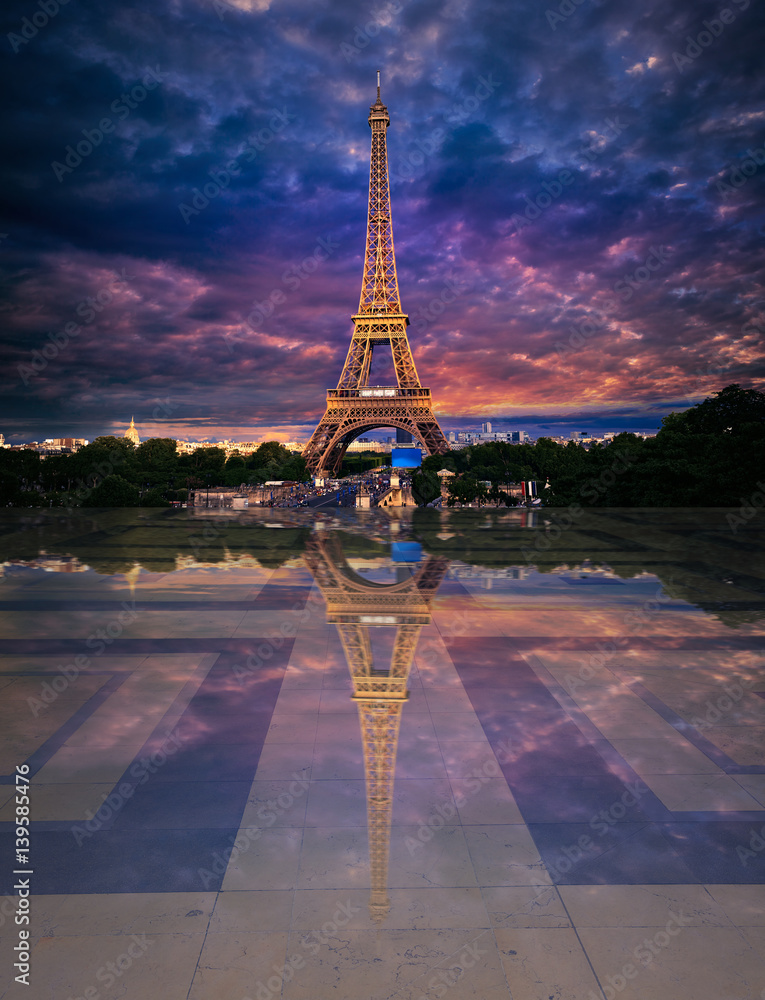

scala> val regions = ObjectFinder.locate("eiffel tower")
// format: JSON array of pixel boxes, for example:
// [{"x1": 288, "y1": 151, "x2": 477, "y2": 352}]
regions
[
  {"x1": 303, "y1": 74, "x2": 450, "y2": 476},
  {"x1": 303, "y1": 531, "x2": 449, "y2": 922}
]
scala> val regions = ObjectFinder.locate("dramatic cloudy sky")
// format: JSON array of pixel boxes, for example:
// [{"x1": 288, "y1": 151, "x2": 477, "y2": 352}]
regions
[{"x1": 1, "y1": 0, "x2": 763, "y2": 443}]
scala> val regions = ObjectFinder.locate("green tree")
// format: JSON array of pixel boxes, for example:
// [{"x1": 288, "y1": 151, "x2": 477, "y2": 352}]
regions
[
  {"x1": 248, "y1": 441, "x2": 292, "y2": 469},
  {"x1": 422, "y1": 452, "x2": 457, "y2": 475},
  {"x1": 0, "y1": 449, "x2": 42, "y2": 504},
  {"x1": 447, "y1": 476, "x2": 481, "y2": 507},
  {"x1": 81, "y1": 474, "x2": 139, "y2": 507},
  {"x1": 140, "y1": 487, "x2": 172, "y2": 507},
  {"x1": 70, "y1": 437, "x2": 137, "y2": 489},
  {"x1": 672, "y1": 384, "x2": 765, "y2": 435},
  {"x1": 411, "y1": 469, "x2": 441, "y2": 506}
]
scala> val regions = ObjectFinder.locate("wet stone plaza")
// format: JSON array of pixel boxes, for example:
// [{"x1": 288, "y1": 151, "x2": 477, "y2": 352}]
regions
[{"x1": 0, "y1": 507, "x2": 764, "y2": 1000}]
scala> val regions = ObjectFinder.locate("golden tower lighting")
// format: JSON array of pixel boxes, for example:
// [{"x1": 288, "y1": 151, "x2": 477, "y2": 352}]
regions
[
  {"x1": 303, "y1": 532, "x2": 449, "y2": 922},
  {"x1": 303, "y1": 73, "x2": 450, "y2": 476}
]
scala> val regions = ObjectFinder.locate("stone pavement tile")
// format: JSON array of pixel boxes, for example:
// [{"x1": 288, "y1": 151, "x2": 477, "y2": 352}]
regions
[
  {"x1": 705, "y1": 885, "x2": 765, "y2": 926},
  {"x1": 29, "y1": 930, "x2": 205, "y2": 1000},
  {"x1": 187, "y1": 930, "x2": 289, "y2": 1000},
  {"x1": 494, "y1": 927, "x2": 603, "y2": 1000},
  {"x1": 647, "y1": 773, "x2": 762, "y2": 812},
  {"x1": 558, "y1": 884, "x2": 732, "y2": 928},
  {"x1": 208, "y1": 890, "x2": 294, "y2": 933},
  {"x1": 29, "y1": 892, "x2": 216, "y2": 938},
  {"x1": 221, "y1": 827, "x2": 303, "y2": 891},
  {"x1": 481, "y1": 885, "x2": 571, "y2": 928},
  {"x1": 283, "y1": 928, "x2": 510, "y2": 1000},
  {"x1": 463, "y1": 824, "x2": 549, "y2": 887},
  {"x1": 578, "y1": 925, "x2": 765, "y2": 1000}
]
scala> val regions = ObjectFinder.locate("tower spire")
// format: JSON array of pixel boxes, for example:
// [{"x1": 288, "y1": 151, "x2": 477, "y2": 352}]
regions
[
  {"x1": 359, "y1": 71, "x2": 398, "y2": 315},
  {"x1": 302, "y1": 79, "x2": 450, "y2": 476}
]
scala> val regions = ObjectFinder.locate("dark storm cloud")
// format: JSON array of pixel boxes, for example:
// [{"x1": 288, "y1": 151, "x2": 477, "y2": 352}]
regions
[{"x1": 0, "y1": 0, "x2": 763, "y2": 442}]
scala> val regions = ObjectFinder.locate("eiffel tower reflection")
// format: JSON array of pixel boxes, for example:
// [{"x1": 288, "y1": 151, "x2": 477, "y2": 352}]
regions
[{"x1": 303, "y1": 531, "x2": 449, "y2": 923}]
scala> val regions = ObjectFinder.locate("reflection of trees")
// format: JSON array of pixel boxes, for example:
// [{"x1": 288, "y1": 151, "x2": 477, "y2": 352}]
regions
[
  {"x1": 412, "y1": 509, "x2": 765, "y2": 629},
  {"x1": 0, "y1": 510, "x2": 310, "y2": 574},
  {"x1": 1, "y1": 508, "x2": 761, "y2": 629}
]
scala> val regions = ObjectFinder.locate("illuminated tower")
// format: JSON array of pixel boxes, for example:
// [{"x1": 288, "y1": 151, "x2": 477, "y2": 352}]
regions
[
  {"x1": 303, "y1": 531, "x2": 448, "y2": 921},
  {"x1": 303, "y1": 74, "x2": 449, "y2": 475}
]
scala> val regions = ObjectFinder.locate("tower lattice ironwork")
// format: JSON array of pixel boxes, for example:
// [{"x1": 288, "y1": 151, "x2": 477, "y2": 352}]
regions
[
  {"x1": 303, "y1": 531, "x2": 449, "y2": 922},
  {"x1": 303, "y1": 74, "x2": 449, "y2": 476}
]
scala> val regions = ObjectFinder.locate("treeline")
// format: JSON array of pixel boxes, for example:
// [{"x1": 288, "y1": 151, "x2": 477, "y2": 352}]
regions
[
  {"x1": 0, "y1": 437, "x2": 307, "y2": 507},
  {"x1": 2, "y1": 385, "x2": 763, "y2": 508},
  {"x1": 415, "y1": 385, "x2": 765, "y2": 507}
]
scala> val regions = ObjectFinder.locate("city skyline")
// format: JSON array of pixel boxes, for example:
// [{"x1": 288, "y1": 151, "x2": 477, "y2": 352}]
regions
[
  {"x1": 1, "y1": 417, "x2": 659, "y2": 450},
  {"x1": 2, "y1": 0, "x2": 763, "y2": 445}
]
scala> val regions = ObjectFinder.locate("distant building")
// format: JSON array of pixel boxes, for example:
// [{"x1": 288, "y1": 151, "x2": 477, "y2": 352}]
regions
[
  {"x1": 124, "y1": 417, "x2": 140, "y2": 446},
  {"x1": 437, "y1": 468, "x2": 455, "y2": 499},
  {"x1": 174, "y1": 439, "x2": 305, "y2": 457},
  {"x1": 346, "y1": 439, "x2": 392, "y2": 454},
  {"x1": 481, "y1": 421, "x2": 492, "y2": 434},
  {"x1": 38, "y1": 438, "x2": 88, "y2": 454}
]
